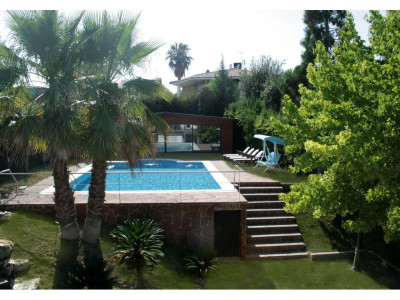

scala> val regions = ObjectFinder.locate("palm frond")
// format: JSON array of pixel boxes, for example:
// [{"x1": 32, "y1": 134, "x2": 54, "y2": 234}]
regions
[{"x1": 123, "y1": 77, "x2": 172, "y2": 100}]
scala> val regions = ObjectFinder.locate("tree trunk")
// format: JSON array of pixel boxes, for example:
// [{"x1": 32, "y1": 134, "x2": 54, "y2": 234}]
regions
[
  {"x1": 352, "y1": 233, "x2": 361, "y2": 271},
  {"x1": 24, "y1": 155, "x2": 29, "y2": 172},
  {"x1": 53, "y1": 239, "x2": 80, "y2": 288},
  {"x1": 53, "y1": 158, "x2": 80, "y2": 240},
  {"x1": 81, "y1": 159, "x2": 107, "y2": 244}
]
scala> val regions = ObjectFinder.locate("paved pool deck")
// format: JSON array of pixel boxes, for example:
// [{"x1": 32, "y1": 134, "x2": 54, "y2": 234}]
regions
[{"x1": 1, "y1": 160, "x2": 278, "y2": 206}]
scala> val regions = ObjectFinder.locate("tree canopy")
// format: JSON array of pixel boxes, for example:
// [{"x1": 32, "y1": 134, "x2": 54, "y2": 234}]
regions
[{"x1": 271, "y1": 11, "x2": 400, "y2": 243}]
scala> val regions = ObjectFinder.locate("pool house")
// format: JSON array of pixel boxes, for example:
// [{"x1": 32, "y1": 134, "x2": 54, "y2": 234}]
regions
[{"x1": 155, "y1": 112, "x2": 239, "y2": 154}]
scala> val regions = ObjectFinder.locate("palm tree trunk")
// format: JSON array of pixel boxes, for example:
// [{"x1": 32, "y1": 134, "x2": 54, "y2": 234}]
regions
[
  {"x1": 53, "y1": 158, "x2": 80, "y2": 240},
  {"x1": 81, "y1": 159, "x2": 107, "y2": 243},
  {"x1": 352, "y1": 233, "x2": 361, "y2": 271}
]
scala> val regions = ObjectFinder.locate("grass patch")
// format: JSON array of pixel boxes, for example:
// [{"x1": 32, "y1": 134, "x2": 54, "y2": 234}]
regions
[
  {"x1": 205, "y1": 258, "x2": 386, "y2": 289},
  {"x1": 0, "y1": 165, "x2": 53, "y2": 195},
  {"x1": 296, "y1": 213, "x2": 355, "y2": 253},
  {"x1": 225, "y1": 160, "x2": 308, "y2": 184},
  {"x1": 1, "y1": 210, "x2": 398, "y2": 289}
]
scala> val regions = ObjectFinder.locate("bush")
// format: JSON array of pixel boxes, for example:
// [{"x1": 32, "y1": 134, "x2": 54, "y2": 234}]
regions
[
  {"x1": 110, "y1": 219, "x2": 164, "y2": 274},
  {"x1": 184, "y1": 250, "x2": 218, "y2": 279}
]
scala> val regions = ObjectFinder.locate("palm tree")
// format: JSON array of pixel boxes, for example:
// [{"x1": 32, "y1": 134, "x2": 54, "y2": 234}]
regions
[
  {"x1": 78, "y1": 11, "x2": 171, "y2": 244},
  {"x1": 0, "y1": 47, "x2": 43, "y2": 176},
  {"x1": 4, "y1": 10, "x2": 94, "y2": 240},
  {"x1": 166, "y1": 42, "x2": 193, "y2": 80}
]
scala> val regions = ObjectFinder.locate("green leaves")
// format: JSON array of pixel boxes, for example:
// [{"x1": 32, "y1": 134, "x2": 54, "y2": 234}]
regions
[
  {"x1": 184, "y1": 250, "x2": 217, "y2": 279},
  {"x1": 274, "y1": 11, "x2": 400, "y2": 241},
  {"x1": 110, "y1": 219, "x2": 164, "y2": 272}
]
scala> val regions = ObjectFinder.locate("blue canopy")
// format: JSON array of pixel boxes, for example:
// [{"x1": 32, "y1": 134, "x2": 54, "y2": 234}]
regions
[{"x1": 253, "y1": 134, "x2": 285, "y2": 145}]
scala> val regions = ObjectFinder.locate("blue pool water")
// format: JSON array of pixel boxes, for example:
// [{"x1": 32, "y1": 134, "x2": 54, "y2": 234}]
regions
[{"x1": 71, "y1": 160, "x2": 221, "y2": 191}]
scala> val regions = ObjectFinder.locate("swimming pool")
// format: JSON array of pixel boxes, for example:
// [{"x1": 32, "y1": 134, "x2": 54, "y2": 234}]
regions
[{"x1": 64, "y1": 159, "x2": 233, "y2": 192}]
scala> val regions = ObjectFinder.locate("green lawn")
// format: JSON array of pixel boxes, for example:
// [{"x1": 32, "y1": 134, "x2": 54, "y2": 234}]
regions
[
  {"x1": 1, "y1": 210, "x2": 398, "y2": 289},
  {"x1": 296, "y1": 213, "x2": 355, "y2": 253},
  {"x1": 0, "y1": 164, "x2": 53, "y2": 195}
]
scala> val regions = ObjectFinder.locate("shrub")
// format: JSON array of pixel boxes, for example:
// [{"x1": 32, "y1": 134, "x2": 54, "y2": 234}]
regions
[
  {"x1": 184, "y1": 250, "x2": 218, "y2": 279},
  {"x1": 110, "y1": 219, "x2": 164, "y2": 274}
]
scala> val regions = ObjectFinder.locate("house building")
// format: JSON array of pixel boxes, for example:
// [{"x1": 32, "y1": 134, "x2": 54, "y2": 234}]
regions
[{"x1": 170, "y1": 62, "x2": 244, "y2": 97}]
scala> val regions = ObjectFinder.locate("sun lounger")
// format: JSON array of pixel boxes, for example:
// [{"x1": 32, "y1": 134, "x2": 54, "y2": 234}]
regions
[{"x1": 232, "y1": 151, "x2": 264, "y2": 164}]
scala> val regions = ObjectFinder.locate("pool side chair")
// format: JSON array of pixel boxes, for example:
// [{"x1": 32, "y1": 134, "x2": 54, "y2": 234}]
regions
[
  {"x1": 224, "y1": 148, "x2": 255, "y2": 160},
  {"x1": 236, "y1": 146, "x2": 251, "y2": 156},
  {"x1": 227, "y1": 149, "x2": 259, "y2": 162},
  {"x1": 223, "y1": 147, "x2": 252, "y2": 159},
  {"x1": 231, "y1": 150, "x2": 263, "y2": 164}
]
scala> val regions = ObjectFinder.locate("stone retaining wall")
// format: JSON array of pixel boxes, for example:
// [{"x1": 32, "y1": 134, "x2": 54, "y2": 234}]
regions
[{"x1": 6, "y1": 201, "x2": 247, "y2": 258}]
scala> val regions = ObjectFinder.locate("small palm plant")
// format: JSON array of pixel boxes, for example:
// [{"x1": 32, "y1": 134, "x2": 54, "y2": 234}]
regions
[
  {"x1": 110, "y1": 219, "x2": 164, "y2": 287},
  {"x1": 184, "y1": 250, "x2": 218, "y2": 280},
  {"x1": 66, "y1": 258, "x2": 117, "y2": 289}
]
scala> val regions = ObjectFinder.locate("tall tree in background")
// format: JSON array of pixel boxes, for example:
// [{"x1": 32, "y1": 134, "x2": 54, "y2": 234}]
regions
[
  {"x1": 271, "y1": 11, "x2": 400, "y2": 270},
  {"x1": 280, "y1": 10, "x2": 347, "y2": 104},
  {"x1": 301, "y1": 10, "x2": 347, "y2": 68},
  {"x1": 208, "y1": 58, "x2": 238, "y2": 116},
  {"x1": 166, "y1": 42, "x2": 193, "y2": 80}
]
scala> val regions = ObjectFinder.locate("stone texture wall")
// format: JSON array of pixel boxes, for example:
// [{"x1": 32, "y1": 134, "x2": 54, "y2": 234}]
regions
[{"x1": 8, "y1": 201, "x2": 246, "y2": 258}]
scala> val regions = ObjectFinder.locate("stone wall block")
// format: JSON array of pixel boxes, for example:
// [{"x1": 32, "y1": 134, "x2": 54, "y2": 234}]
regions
[
  {"x1": 0, "y1": 240, "x2": 14, "y2": 260},
  {"x1": 11, "y1": 259, "x2": 30, "y2": 273}
]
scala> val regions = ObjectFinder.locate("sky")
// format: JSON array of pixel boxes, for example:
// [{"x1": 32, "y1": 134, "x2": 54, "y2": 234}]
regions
[{"x1": 0, "y1": 1, "x2": 396, "y2": 93}]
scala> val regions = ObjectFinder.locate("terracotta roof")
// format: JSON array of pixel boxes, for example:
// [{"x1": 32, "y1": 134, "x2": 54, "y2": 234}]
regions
[{"x1": 170, "y1": 68, "x2": 245, "y2": 85}]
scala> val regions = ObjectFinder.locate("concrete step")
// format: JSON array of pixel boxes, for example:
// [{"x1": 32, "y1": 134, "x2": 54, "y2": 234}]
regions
[
  {"x1": 239, "y1": 186, "x2": 283, "y2": 194},
  {"x1": 246, "y1": 252, "x2": 309, "y2": 260},
  {"x1": 247, "y1": 224, "x2": 300, "y2": 234},
  {"x1": 247, "y1": 200, "x2": 285, "y2": 209},
  {"x1": 243, "y1": 193, "x2": 282, "y2": 200},
  {"x1": 247, "y1": 208, "x2": 288, "y2": 216},
  {"x1": 246, "y1": 242, "x2": 307, "y2": 254},
  {"x1": 247, "y1": 232, "x2": 303, "y2": 243},
  {"x1": 247, "y1": 215, "x2": 296, "y2": 225}
]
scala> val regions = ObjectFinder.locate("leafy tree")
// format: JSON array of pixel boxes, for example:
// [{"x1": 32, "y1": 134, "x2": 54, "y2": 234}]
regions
[
  {"x1": 2, "y1": 11, "x2": 93, "y2": 240},
  {"x1": 197, "y1": 85, "x2": 217, "y2": 116},
  {"x1": 225, "y1": 97, "x2": 266, "y2": 146},
  {"x1": 166, "y1": 42, "x2": 193, "y2": 80},
  {"x1": 78, "y1": 11, "x2": 170, "y2": 244},
  {"x1": 239, "y1": 56, "x2": 283, "y2": 111},
  {"x1": 280, "y1": 10, "x2": 347, "y2": 104},
  {"x1": 208, "y1": 58, "x2": 239, "y2": 116},
  {"x1": 271, "y1": 11, "x2": 400, "y2": 270},
  {"x1": 110, "y1": 219, "x2": 164, "y2": 288},
  {"x1": 301, "y1": 10, "x2": 347, "y2": 68}
]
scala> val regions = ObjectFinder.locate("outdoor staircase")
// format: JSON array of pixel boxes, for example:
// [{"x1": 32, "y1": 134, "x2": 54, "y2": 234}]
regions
[{"x1": 237, "y1": 181, "x2": 309, "y2": 260}]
